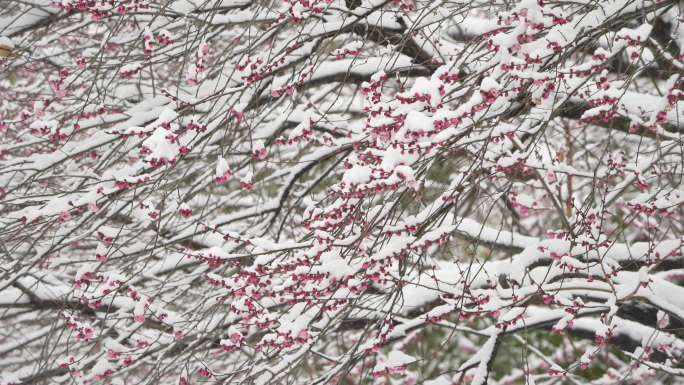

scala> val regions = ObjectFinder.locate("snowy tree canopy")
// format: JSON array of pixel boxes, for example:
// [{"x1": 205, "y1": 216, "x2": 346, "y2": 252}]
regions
[{"x1": 2, "y1": 0, "x2": 684, "y2": 384}]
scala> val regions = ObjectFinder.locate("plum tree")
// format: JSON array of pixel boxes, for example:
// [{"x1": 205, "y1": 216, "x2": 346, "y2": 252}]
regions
[{"x1": 2, "y1": 1, "x2": 684, "y2": 385}]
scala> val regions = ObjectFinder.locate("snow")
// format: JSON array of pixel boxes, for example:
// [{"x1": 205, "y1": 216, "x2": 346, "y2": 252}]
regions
[
  {"x1": 120, "y1": 62, "x2": 142, "y2": 73},
  {"x1": 0, "y1": 1, "x2": 53, "y2": 36},
  {"x1": 3, "y1": 0, "x2": 684, "y2": 383},
  {"x1": 458, "y1": 334, "x2": 499, "y2": 385},
  {"x1": 616, "y1": 24, "x2": 653, "y2": 43},
  {"x1": 342, "y1": 164, "x2": 372, "y2": 184},
  {"x1": 314, "y1": 250, "x2": 355, "y2": 279},
  {"x1": 142, "y1": 126, "x2": 179, "y2": 162},
  {"x1": 270, "y1": 55, "x2": 416, "y2": 91},
  {"x1": 170, "y1": 0, "x2": 251, "y2": 13},
  {"x1": 480, "y1": 77, "x2": 500, "y2": 92},
  {"x1": 29, "y1": 119, "x2": 57, "y2": 131},
  {"x1": 0, "y1": 35, "x2": 13, "y2": 48},
  {"x1": 373, "y1": 350, "x2": 416, "y2": 373},
  {"x1": 216, "y1": 156, "x2": 230, "y2": 176},
  {"x1": 424, "y1": 376, "x2": 452, "y2": 385},
  {"x1": 449, "y1": 16, "x2": 498, "y2": 39}
]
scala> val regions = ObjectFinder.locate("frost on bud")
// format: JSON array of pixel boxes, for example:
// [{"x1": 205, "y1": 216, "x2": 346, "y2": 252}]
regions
[
  {"x1": 479, "y1": 76, "x2": 500, "y2": 104},
  {"x1": 141, "y1": 115, "x2": 180, "y2": 168},
  {"x1": 240, "y1": 171, "x2": 253, "y2": 191},
  {"x1": 179, "y1": 203, "x2": 193, "y2": 218},
  {"x1": 133, "y1": 301, "x2": 147, "y2": 323},
  {"x1": 296, "y1": 329, "x2": 309, "y2": 341},
  {"x1": 104, "y1": 340, "x2": 126, "y2": 361},
  {"x1": 657, "y1": 310, "x2": 670, "y2": 329},
  {"x1": 215, "y1": 156, "x2": 232, "y2": 184},
  {"x1": 143, "y1": 27, "x2": 154, "y2": 59},
  {"x1": 157, "y1": 29, "x2": 174, "y2": 46},
  {"x1": 120, "y1": 63, "x2": 142, "y2": 79},
  {"x1": 92, "y1": 359, "x2": 114, "y2": 382},
  {"x1": 638, "y1": 266, "x2": 651, "y2": 288},
  {"x1": 187, "y1": 41, "x2": 209, "y2": 85},
  {"x1": 220, "y1": 325, "x2": 244, "y2": 352},
  {"x1": 579, "y1": 349, "x2": 593, "y2": 370},
  {"x1": 253, "y1": 140, "x2": 268, "y2": 160},
  {"x1": 95, "y1": 244, "x2": 108, "y2": 263},
  {"x1": 552, "y1": 314, "x2": 574, "y2": 333},
  {"x1": 594, "y1": 323, "x2": 611, "y2": 347}
]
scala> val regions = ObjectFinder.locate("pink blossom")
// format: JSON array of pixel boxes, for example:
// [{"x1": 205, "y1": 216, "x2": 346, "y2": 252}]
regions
[
  {"x1": 253, "y1": 145, "x2": 268, "y2": 160},
  {"x1": 59, "y1": 211, "x2": 72, "y2": 223}
]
